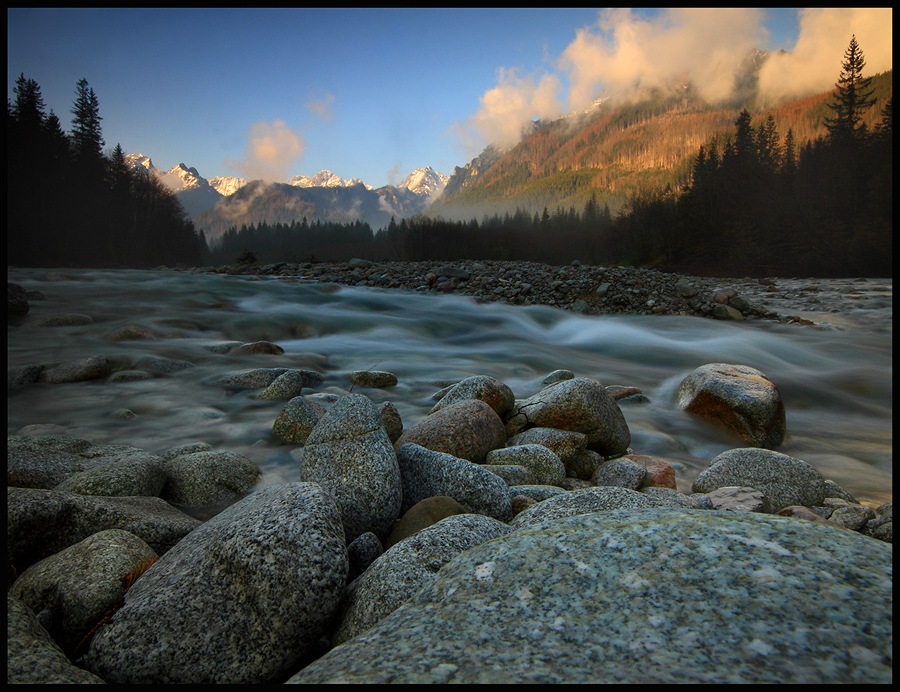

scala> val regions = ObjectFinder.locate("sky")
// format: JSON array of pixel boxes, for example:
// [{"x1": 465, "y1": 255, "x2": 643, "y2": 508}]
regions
[{"x1": 7, "y1": 8, "x2": 893, "y2": 188}]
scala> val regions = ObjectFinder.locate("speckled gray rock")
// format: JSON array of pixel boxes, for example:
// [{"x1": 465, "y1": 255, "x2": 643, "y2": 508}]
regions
[
  {"x1": 591, "y1": 457, "x2": 647, "y2": 490},
  {"x1": 257, "y1": 369, "x2": 310, "y2": 399},
  {"x1": 349, "y1": 370, "x2": 398, "y2": 387},
  {"x1": 640, "y1": 486, "x2": 705, "y2": 508},
  {"x1": 84, "y1": 483, "x2": 348, "y2": 684},
  {"x1": 292, "y1": 394, "x2": 401, "y2": 543},
  {"x1": 7, "y1": 593, "x2": 106, "y2": 683},
  {"x1": 53, "y1": 450, "x2": 166, "y2": 497},
  {"x1": 37, "y1": 355, "x2": 111, "y2": 383},
  {"x1": 504, "y1": 377, "x2": 630, "y2": 457},
  {"x1": 692, "y1": 448, "x2": 826, "y2": 510},
  {"x1": 8, "y1": 434, "x2": 94, "y2": 488},
  {"x1": 510, "y1": 486, "x2": 661, "y2": 529},
  {"x1": 7, "y1": 487, "x2": 201, "y2": 572},
  {"x1": 429, "y1": 375, "x2": 515, "y2": 417},
  {"x1": 506, "y1": 484, "x2": 567, "y2": 503},
  {"x1": 395, "y1": 399, "x2": 506, "y2": 463},
  {"x1": 378, "y1": 401, "x2": 403, "y2": 443},
  {"x1": 332, "y1": 514, "x2": 512, "y2": 646},
  {"x1": 386, "y1": 496, "x2": 470, "y2": 548},
  {"x1": 9, "y1": 282, "x2": 30, "y2": 316},
  {"x1": 706, "y1": 486, "x2": 775, "y2": 513},
  {"x1": 134, "y1": 355, "x2": 195, "y2": 374},
  {"x1": 217, "y1": 367, "x2": 289, "y2": 388},
  {"x1": 288, "y1": 509, "x2": 892, "y2": 684},
  {"x1": 8, "y1": 363, "x2": 43, "y2": 389},
  {"x1": 161, "y1": 450, "x2": 260, "y2": 507},
  {"x1": 483, "y1": 464, "x2": 533, "y2": 486},
  {"x1": 10, "y1": 529, "x2": 158, "y2": 653},
  {"x1": 506, "y1": 427, "x2": 587, "y2": 462},
  {"x1": 32, "y1": 313, "x2": 94, "y2": 327},
  {"x1": 347, "y1": 532, "x2": 384, "y2": 583},
  {"x1": 485, "y1": 444, "x2": 565, "y2": 487},
  {"x1": 272, "y1": 395, "x2": 325, "y2": 443},
  {"x1": 397, "y1": 444, "x2": 512, "y2": 522},
  {"x1": 675, "y1": 363, "x2": 786, "y2": 448}
]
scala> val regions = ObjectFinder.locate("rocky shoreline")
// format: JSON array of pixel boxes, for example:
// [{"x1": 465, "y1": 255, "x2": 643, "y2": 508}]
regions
[
  {"x1": 187, "y1": 258, "x2": 843, "y2": 325},
  {"x1": 7, "y1": 303, "x2": 893, "y2": 684}
]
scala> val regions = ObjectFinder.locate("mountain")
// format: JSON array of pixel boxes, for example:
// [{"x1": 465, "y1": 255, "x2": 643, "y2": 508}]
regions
[
  {"x1": 124, "y1": 154, "x2": 224, "y2": 218},
  {"x1": 396, "y1": 166, "x2": 449, "y2": 201},
  {"x1": 193, "y1": 175, "x2": 444, "y2": 244},
  {"x1": 288, "y1": 170, "x2": 372, "y2": 190},
  {"x1": 431, "y1": 61, "x2": 892, "y2": 222},
  {"x1": 208, "y1": 175, "x2": 248, "y2": 197}
]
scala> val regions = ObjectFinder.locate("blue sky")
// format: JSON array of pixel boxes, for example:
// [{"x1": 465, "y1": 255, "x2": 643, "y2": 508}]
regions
[{"x1": 7, "y1": 8, "x2": 892, "y2": 188}]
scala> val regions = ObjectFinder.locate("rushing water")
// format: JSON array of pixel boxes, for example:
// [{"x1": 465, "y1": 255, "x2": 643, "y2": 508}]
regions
[{"x1": 7, "y1": 268, "x2": 892, "y2": 507}]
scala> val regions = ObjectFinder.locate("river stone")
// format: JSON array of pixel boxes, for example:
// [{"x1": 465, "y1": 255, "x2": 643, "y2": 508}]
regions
[
  {"x1": 626, "y1": 453, "x2": 678, "y2": 489},
  {"x1": 83, "y1": 483, "x2": 348, "y2": 684},
  {"x1": 349, "y1": 370, "x2": 398, "y2": 388},
  {"x1": 8, "y1": 434, "x2": 94, "y2": 488},
  {"x1": 485, "y1": 444, "x2": 565, "y2": 487},
  {"x1": 675, "y1": 363, "x2": 786, "y2": 448},
  {"x1": 257, "y1": 369, "x2": 309, "y2": 399},
  {"x1": 510, "y1": 485, "x2": 661, "y2": 530},
  {"x1": 161, "y1": 450, "x2": 260, "y2": 507},
  {"x1": 483, "y1": 464, "x2": 533, "y2": 486},
  {"x1": 347, "y1": 532, "x2": 384, "y2": 583},
  {"x1": 7, "y1": 593, "x2": 106, "y2": 683},
  {"x1": 217, "y1": 367, "x2": 290, "y2": 388},
  {"x1": 7, "y1": 487, "x2": 200, "y2": 573},
  {"x1": 8, "y1": 363, "x2": 44, "y2": 389},
  {"x1": 232, "y1": 340, "x2": 284, "y2": 355},
  {"x1": 10, "y1": 529, "x2": 158, "y2": 653},
  {"x1": 292, "y1": 393, "x2": 402, "y2": 543},
  {"x1": 37, "y1": 355, "x2": 111, "y2": 383},
  {"x1": 565, "y1": 448, "x2": 605, "y2": 480},
  {"x1": 640, "y1": 486, "x2": 705, "y2": 508},
  {"x1": 9, "y1": 282, "x2": 30, "y2": 316},
  {"x1": 692, "y1": 448, "x2": 826, "y2": 510},
  {"x1": 506, "y1": 484, "x2": 567, "y2": 503},
  {"x1": 378, "y1": 401, "x2": 403, "y2": 443},
  {"x1": 134, "y1": 355, "x2": 195, "y2": 374},
  {"x1": 287, "y1": 509, "x2": 893, "y2": 684},
  {"x1": 32, "y1": 313, "x2": 94, "y2": 326},
  {"x1": 504, "y1": 377, "x2": 631, "y2": 457},
  {"x1": 53, "y1": 450, "x2": 167, "y2": 497},
  {"x1": 706, "y1": 486, "x2": 775, "y2": 513},
  {"x1": 506, "y1": 427, "x2": 587, "y2": 462},
  {"x1": 396, "y1": 444, "x2": 512, "y2": 522},
  {"x1": 386, "y1": 495, "x2": 470, "y2": 548},
  {"x1": 332, "y1": 514, "x2": 512, "y2": 647},
  {"x1": 591, "y1": 457, "x2": 647, "y2": 489},
  {"x1": 395, "y1": 399, "x2": 506, "y2": 463},
  {"x1": 272, "y1": 395, "x2": 325, "y2": 443},
  {"x1": 429, "y1": 375, "x2": 515, "y2": 417}
]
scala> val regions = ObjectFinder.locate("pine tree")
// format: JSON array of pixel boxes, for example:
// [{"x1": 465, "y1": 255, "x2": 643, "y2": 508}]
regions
[
  {"x1": 70, "y1": 78, "x2": 104, "y2": 165},
  {"x1": 824, "y1": 35, "x2": 876, "y2": 144}
]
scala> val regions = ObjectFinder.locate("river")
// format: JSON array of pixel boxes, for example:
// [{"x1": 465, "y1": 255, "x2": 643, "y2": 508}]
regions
[{"x1": 7, "y1": 268, "x2": 892, "y2": 507}]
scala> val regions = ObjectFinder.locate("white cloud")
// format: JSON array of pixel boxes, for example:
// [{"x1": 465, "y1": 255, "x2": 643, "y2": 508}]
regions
[{"x1": 226, "y1": 119, "x2": 306, "y2": 183}]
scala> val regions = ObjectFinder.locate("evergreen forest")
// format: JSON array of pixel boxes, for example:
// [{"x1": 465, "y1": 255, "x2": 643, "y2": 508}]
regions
[{"x1": 7, "y1": 75, "x2": 206, "y2": 268}]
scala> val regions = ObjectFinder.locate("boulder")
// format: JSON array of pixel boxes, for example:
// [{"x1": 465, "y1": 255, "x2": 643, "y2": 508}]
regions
[
  {"x1": 292, "y1": 394, "x2": 401, "y2": 542},
  {"x1": 675, "y1": 363, "x2": 786, "y2": 448},
  {"x1": 349, "y1": 370, "x2": 398, "y2": 388},
  {"x1": 396, "y1": 444, "x2": 512, "y2": 522},
  {"x1": 505, "y1": 427, "x2": 587, "y2": 462},
  {"x1": 53, "y1": 450, "x2": 166, "y2": 497},
  {"x1": 332, "y1": 514, "x2": 512, "y2": 646},
  {"x1": 10, "y1": 529, "x2": 158, "y2": 653},
  {"x1": 161, "y1": 450, "x2": 260, "y2": 507},
  {"x1": 504, "y1": 378, "x2": 630, "y2": 457},
  {"x1": 485, "y1": 444, "x2": 565, "y2": 487},
  {"x1": 7, "y1": 487, "x2": 200, "y2": 574},
  {"x1": 510, "y1": 486, "x2": 661, "y2": 529},
  {"x1": 9, "y1": 282, "x2": 30, "y2": 316},
  {"x1": 84, "y1": 483, "x2": 348, "y2": 684},
  {"x1": 386, "y1": 495, "x2": 470, "y2": 549},
  {"x1": 692, "y1": 448, "x2": 826, "y2": 510},
  {"x1": 272, "y1": 396, "x2": 325, "y2": 444},
  {"x1": 395, "y1": 399, "x2": 506, "y2": 463},
  {"x1": 591, "y1": 457, "x2": 647, "y2": 490},
  {"x1": 347, "y1": 532, "x2": 383, "y2": 583},
  {"x1": 429, "y1": 375, "x2": 515, "y2": 417},
  {"x1": 257, "y1": 369, "x2": 311, "y2": 399},
  {"x1": 7, "y1": 593, "x2": 106, "y2": 683},
  {"x1": 37, "y1": 355, "x2": 111, "y2": 383},
  {"x1": 288, "y1": 509, "x2": 892, "y2": 684}
]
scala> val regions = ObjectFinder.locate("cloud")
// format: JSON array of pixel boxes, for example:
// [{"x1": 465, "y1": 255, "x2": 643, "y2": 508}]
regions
[
  {"x1": 456, "y1": 7, "x2": 892, "y2": 152},
  {"x1": 463, "y1": 67, "x2": 565, "y2": 151},
  {"x1": 307, "y1": 91, "x2": 336, "y2": 122},
  {"x1": 756, "y1": 8, "x2": 893, "y2": 105},
  {"x1": 226, "y1": 119, "x2": 306, "y2": 183}
]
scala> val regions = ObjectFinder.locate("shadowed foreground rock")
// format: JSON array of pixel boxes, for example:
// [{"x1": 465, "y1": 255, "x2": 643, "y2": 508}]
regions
[{"x1": 287, "y1": 509, "x2": 892, "y2": 684}]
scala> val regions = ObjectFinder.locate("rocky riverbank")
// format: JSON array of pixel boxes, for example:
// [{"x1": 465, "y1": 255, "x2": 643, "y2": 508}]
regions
[
  {"x1": 7, "y1": 349, "x2": 893, "y2": 682},
  {"x1": 188, "y1": 258, "x2": 863, "y2": 325}
]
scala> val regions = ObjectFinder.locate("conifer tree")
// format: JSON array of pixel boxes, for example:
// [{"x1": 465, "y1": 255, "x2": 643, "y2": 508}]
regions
[
  {"x1": 824, "y1": 35, "x2": 876, "y2": 143},
  {"x1": 70, "y1": 78, "x2": 104, "y2": 166}
]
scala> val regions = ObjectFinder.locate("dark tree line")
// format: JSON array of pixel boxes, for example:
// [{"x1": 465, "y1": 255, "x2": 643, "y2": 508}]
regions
[
  {"x1": 8, "y1": 75, "x2": 206, "y2": 268},
  {"x1": 674, "y1": 35, "x2": 891, "y2": 277}
]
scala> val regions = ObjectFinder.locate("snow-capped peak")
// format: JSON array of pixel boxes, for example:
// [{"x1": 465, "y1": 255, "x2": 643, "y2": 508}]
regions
[
  {"x1": 124, "y1": 153, "x2": 157, "y2": 176},
  {"x1": 288, "y1": 170, "x2": 373, "y2": 190},
  {"x1": 209, "y1": 176, "x2": 248, "y2": 197},
  {"x1": 397, "y1": 166, "x2": 449, "y2": 197}
]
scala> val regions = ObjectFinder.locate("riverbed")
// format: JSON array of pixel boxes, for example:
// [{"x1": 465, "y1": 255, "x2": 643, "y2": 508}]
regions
[{"x1": 7, "y1": 267, "x2": 892, "y2": 506}]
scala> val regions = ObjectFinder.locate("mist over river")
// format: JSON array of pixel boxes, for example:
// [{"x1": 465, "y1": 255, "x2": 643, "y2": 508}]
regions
[{"x1": 7, "y1": 268, "x2": 892, "y2": 507}]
